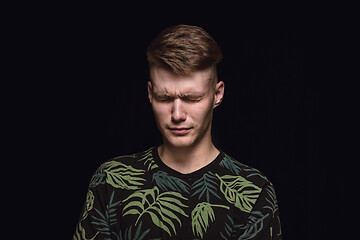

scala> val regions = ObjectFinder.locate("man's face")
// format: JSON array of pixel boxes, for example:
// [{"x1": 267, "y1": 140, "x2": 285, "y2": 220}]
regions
[{"x1": 148, "y1": 67, "x2": 224, "y2": 149}]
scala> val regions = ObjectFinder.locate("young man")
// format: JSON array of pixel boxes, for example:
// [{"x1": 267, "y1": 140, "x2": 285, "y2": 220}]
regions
[{"x1": 74, "y1": 24, "x2": 282, "y2": 240}]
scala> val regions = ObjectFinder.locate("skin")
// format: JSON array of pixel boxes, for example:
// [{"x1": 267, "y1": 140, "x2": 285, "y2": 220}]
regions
[{"x1": 147, "y1": 66, "x2": 225, "y2": 174}]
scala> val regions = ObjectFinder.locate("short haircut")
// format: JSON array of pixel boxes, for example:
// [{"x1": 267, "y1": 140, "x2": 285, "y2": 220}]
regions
[{"x1": 147, "y1": 24, "x2": 223, "y2": 75}]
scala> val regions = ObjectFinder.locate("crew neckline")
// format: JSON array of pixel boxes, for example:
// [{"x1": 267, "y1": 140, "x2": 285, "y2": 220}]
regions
[{"x1": 152, "y1": 146, "x2": 225, "y2": 179}]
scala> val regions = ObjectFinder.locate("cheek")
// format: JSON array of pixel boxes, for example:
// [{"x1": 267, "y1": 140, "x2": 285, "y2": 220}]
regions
[
  {"x1": 152, "y1": 104, "x2": 169, "y2": 122},
  {"x1": 189, "y1": 102, "x2": 213, "y2": 123}
]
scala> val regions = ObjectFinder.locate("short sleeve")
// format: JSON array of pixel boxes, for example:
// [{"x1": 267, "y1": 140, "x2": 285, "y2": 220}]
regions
[
  {"x1": 234, "y1": 183, "x2": 282, "y2": 240},
  {"x1": 73, "y1": 165, "x2": 112, "y2": 240}
]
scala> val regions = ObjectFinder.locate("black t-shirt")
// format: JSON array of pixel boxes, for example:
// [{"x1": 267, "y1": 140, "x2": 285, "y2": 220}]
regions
[{"x1": 74, "y1": 147, "x2": 282, "y2": 239}]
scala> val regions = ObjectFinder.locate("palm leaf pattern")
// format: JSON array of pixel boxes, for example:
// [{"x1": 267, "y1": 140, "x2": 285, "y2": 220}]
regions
[
  {"x1": 191, "y1": 172, "x2": 221, "y2": 202},
  {"x1": 114, "y1": 221, "x2": 151, "y2": 240},
  {"x1": 216, "y1": 174, "x2": 262, "y2": 213},
  {"x1": 90, "y1": 191, "x2": 121, "y2": 239},
  {"x1": 220, "y1": 155, "x2": 268, "y2": 181},
  {"x1": 75, "y1": 148, "x2": 281, "y2": 239},
  {"x1": 89, "y1": 166, "x2": 106, "y2": 188},
  {"x1": 264, "y1": 184, "x2": 278, "y2": 217},
  {"x1": 220, "y1": 215, "x2": 244, "y2": 240},
  {"x1": 102, "y1": 161, "x2": 146, "y2": 190},
  {"x1": 219, "y1": 155, "x2": 244, "y2": 175},
  {"x1": 152, "y1": 170, "x2": 190, "y2": 193},
  {"x1": 74, "y1": 189, "x2": 99, "y2": 240},
  {"x1": 73, "y1": 220, "x2": 99, "y2": 240},
  {"x1": 191, "y1": 202, "x2": 229, "y2": 239},
  {"x1": 122, "y1": 186, "x2": 188, "y2": 236},
  {"x1": 138, "y1": 147, "x2": 158, "y2": 171},
  {"x1": 238, "y1": 211, "x2": 269, "y2": 240},
  {"x1": 82, "y1": 189, "x2": 95, "y2": 220}
]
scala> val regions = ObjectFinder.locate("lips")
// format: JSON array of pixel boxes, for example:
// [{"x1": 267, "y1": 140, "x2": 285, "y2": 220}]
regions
[{"x1": 169, "y1": 127, "x2": 192, "y2": 135}]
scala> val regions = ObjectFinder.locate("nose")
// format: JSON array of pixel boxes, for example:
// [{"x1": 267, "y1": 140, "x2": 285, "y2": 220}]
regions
[{"x1": 171, "y1": 98, "x2": 187, "y2": 122}]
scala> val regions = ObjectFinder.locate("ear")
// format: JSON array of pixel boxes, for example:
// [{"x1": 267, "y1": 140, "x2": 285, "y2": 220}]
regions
[
  {"x1": 213, "y1": 81, "x2": 224, "y2": 109},
  {"x1": 147, "y1": 81, "x2": 153, "y2": 103}
]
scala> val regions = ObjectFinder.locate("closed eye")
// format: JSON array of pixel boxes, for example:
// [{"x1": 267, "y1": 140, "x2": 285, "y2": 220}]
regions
[
  {"x1": 184, "y1": 97, "x2": 202, "y2": 102},
  {"x1": 153, "y1": 93, "x2": 203, "y2": 103},
  {"x1": 182, "y1": 94, "x2": 203, "y2": 102},
  {"x1": 154, "y1": 95, "x2": 173, "y2": 102}
]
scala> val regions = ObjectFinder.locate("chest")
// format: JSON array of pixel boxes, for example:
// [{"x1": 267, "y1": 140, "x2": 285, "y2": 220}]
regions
[{"x1": 113, "y1": 170, "x2": 245, "y2": 239}]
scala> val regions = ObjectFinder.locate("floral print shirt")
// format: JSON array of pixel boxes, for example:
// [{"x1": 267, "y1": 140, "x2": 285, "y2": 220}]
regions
[{"x1": 74, "y1": 147, "x2": 282, "y2": 240}]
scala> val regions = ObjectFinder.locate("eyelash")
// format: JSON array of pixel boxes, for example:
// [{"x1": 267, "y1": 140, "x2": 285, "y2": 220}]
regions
[
  {"x1": 155, "y1": 97, "x2": 201, "y2": 102},
  {"x1": 186, "y1": 98, "x2": 201, "y2": 102}
]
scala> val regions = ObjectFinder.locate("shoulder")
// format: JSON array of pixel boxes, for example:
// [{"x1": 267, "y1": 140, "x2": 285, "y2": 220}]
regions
[
  {"x1": 89, "y1": 147, "x2": 156, "y2": 189},
  {"x1": 101, "y1": 147, "x2": 155, "y2": 169},
  {"x1": 218, "y1": 153, "x2": 270, "y2": 188}
]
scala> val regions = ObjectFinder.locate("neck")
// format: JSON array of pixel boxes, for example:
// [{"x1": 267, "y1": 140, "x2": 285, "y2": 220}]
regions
[{"x1": 158, "y1": 138, "x2": 219, "y2": 174}]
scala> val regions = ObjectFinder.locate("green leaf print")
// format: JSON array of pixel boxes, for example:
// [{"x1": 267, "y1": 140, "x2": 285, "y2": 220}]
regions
[
  {"x1": 220, "y1": 215, "x2": 244, "y2": 240},
  {"x1": 73, "y1": 220, "x2": 99, "y2": 240},
  {"x1": 89, "y1": 166, "x2": 106, "y2": 188},
  {"x1": 191, "y1": 202, "x2": 229, "y2": 239},
  {"x1": 82, "y1": 189, "x2": 95, "y2": 220},
  {"x1": 238, "y1": 211, "x2": 269, "y2": 240},
  {"x1": 219, "y1": 155, "x2": 244, "y2": 175},
  {"x1": 264, "y1": 184, "x2": 278, "y2": 217},
  {"x1": 191, "y1": 172, "x2": 221, "y2": 201},
  {"x1": 90, "y1": 191, "x2": 121, "y2": 236},
  {"x1": 138, "y1": 147, "x2": 158, "y2": 171},
  {"x1": 115, "y1": 221, "x2": 151, "y2": 240},
  {"x1": 152, "y1": 171, "x2": 190, "y2": 193},
  {"x1": 122, "y1": 186, "x2": 189, "y2": 236},
  {"x1": 220, "y1": 155, "x2": 268, "y2": 181},
  {"x1": 216, "y1": 174, "x2": 262, "y2": 213},
  {"x1": 102, "y1": 161, "x2": 146, "y2": 190}
]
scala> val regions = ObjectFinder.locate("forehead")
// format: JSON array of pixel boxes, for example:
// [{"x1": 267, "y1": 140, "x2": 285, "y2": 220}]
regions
[{"x1": 150, "y1": 67, "x2": 215, "y2": 93}]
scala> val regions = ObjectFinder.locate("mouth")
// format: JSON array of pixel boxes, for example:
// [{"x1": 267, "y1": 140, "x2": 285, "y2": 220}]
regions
[{"x1": 168, "y1": 127, "x2": 192, "y2": 135}]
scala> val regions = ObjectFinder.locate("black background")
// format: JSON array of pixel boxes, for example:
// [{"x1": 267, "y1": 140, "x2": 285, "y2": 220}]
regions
[{"x1": 11, "y1": 6, "x2": 348, "y2": 240}]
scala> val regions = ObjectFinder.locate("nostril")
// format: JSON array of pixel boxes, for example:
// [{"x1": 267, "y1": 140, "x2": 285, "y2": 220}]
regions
[
  {"x1": 171, "y1": 110, "x2": 186, "y2": 122},
  {"x1": 170, "y1": 99, "x2": 187, "y2": 122}
]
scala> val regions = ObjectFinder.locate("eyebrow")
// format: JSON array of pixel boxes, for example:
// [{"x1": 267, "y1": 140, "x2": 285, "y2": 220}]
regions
[
  {"x1": 181, "y1": 93, "x2": 204, "y2": 98},
  {"x1": 153, "y1": 92, "x2": 204, "y2": 98},
  {"x1": 153, "y1": 92, "x2": 171, "y2": 97}
]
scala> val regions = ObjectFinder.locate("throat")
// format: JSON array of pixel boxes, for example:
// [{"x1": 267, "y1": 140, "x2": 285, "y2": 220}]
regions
[{"x1": 157, "y1": 144, "x2": 220, "y2": 174}]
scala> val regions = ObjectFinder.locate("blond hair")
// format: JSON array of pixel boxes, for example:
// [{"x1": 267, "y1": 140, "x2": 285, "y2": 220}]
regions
[{"x1": 147, "y1": 24, "x2": 222, "y2": 75}]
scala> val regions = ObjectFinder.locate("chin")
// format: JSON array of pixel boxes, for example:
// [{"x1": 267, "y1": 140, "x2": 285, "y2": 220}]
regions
[{"x1": 164, "y1": 135, "x2": 195, "y2": 149}]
